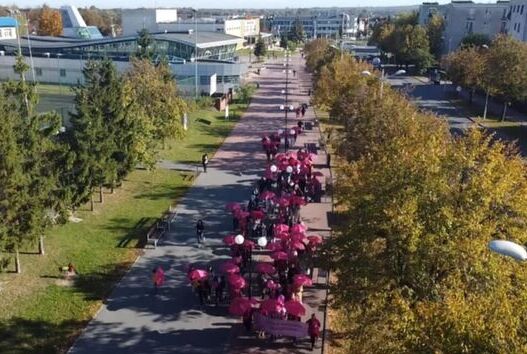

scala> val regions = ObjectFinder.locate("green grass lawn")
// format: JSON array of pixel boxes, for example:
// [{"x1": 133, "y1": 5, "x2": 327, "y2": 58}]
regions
[
  {"x1": 450, "y1": 99, "x2": 527, "y2": 153},
  {"x1": 0, "y1": 103, "x2": 244, "y2": 354}
]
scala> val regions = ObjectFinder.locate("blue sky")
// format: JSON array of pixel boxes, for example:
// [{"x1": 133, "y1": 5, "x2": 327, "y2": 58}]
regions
[{"x1": 14, "y1": 0, "x2": 457, "y2": 9}]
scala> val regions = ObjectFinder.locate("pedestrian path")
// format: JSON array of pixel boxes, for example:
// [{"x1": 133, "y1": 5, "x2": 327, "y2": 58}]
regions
[
  {"x1": 226, "y1": 58, "x2": 332, "y2": 354},
  {"x1": 68, "y1": 54, "x2": 330, "y2": 354}
]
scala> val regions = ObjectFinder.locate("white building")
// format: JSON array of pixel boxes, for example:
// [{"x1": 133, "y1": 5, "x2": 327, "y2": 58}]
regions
[
  {"x1": 0, "y1": 17, "x2": 18, "y2": 41},
  {"x1": 268, "y1": 13, "x2": 352, "y2": 39},
  {"x1": 121, "y1": 8, "x2": 178, "y2": 36},
  {"x1": 419, "y1": 1, "x2": 509, "y2": 54},
  {"x1": 507, "y1": 0, "x2": 527, "y2": 41}
]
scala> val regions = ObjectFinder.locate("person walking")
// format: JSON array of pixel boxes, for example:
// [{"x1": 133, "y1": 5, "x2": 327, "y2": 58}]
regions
[
  {"x1": 201, "y1": 153, "x2": 209, "y2": 173},
  {"x1": 301, "y1": 105, "x2": 306, "y2": 117},
  {"x1": 306, "y1": 313, "x2": 321, "y2": 350},
  {"x1": 196, "y1": 219, "x2": 205, "y2": 245},
  {"x1": 152, "y1": 266, "x2": 165, "y2": 295}
]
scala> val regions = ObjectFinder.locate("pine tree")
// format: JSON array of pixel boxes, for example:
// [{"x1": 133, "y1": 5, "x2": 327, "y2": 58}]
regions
[
  {"x1": 254, "y1": 35, "x2": 267, "y2": 59},
  {"x1": 69, "y1": 60, "x2": 123, "y2": 209},
  {"x1": 0, "y1": 54, "x2": 62, "y2": 270}
]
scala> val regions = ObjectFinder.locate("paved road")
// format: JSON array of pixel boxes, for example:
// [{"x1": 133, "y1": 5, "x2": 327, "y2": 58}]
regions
[
  {"x1": 388, "y1": 77, "x2": 527, "y2": 155},
  {"x1": 69, "y1": 55, "x2": 328, "y2": 354},
  {"x1": 388, "y1": 76, "x2": 474, "y2": 134}
]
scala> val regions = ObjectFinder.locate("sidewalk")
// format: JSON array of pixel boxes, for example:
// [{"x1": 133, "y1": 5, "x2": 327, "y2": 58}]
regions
[
  {"x1": 68, "y1": 54, "x2": 330, "y2": 354},
  {"x1": 226, "y1": 57, "x2": 332, "y2": 354}
]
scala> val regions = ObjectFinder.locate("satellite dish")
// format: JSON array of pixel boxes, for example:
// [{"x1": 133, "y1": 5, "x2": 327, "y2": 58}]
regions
[{"x1": 489, "y1": 240, "x2": 527, "y2": 261}]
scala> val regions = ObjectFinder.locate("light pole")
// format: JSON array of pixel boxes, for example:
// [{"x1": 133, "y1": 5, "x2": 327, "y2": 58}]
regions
[
  {"x1": 480, "y1": 44, "x2": 490, "y2": 119},
  {"x1": 283, "y1": 51, "x2": 290, "y2": 152},
  {"x1": 192, "y1": 8, "x2": 198, "y2": 99}
]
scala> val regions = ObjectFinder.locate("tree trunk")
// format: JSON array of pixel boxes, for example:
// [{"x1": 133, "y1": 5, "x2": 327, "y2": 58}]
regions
[
  {"x1": 99, "y1": 185, "x2": 103, "y2": 203},
  {"x1": 39, "y1": 235, "x2": 45, "y2": 256},
  {"x1": 90, "y1": 192, "x2": 94, "y2": 211},
  {"x1": 469, "y1": 88, "x2": 474, "y2": 104},
  {"x1": 501, "y1": 102, "x2": 508, "y2": 122},
  {"x1": 15, "y1": 247, "x2": 21, "y2": 274}
]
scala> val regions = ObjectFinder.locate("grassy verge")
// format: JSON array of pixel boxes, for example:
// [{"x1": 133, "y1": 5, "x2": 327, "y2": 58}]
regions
[
  {"x1": 0, "y1": 104, "x2": 243, "y2": 354},
  {"x1": 450, "y1": 98, "x2": 527, "y2": 153}
]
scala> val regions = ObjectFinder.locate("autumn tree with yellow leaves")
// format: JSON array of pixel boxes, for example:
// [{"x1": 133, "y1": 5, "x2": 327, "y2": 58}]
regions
[{"x1": 305, "y1": 40, "x2": 527, "y2": 353}]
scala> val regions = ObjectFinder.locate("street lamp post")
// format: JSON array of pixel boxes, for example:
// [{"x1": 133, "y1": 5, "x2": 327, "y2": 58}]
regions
[
  {"x1": 283, "y1": 51, "x2": 290, "y2": 152},
  {"x1": 192, "y1": 9, "x2": 198, "y2": 99}
]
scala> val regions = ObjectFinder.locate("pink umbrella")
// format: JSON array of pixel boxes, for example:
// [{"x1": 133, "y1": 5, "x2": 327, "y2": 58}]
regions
[
  {"x1": 271, "y1": 251, "x2": 289, "y2": 260},
  {"x1": 229, "y1": 297, "x2": 253, "y2": 316},
  {"x1": 290, "y1": 232, "x2": 306, "y2": 241},
  {"x1": 255, "y1": 262, "x2": 276, "y2": 274},
  {"x1": 243, "y1": 239, "x2": 255, "y2": 249},
  {"x1": 236, "y1": 211, "x2": 250, "y2": 220},
  {"x1": 284, "y1": 300, "x2": 306, "y2": 317},
  {"x1": 291, "y1": 241, "x2": 306, "y2": 251},
  {"x1": 275, "y1": 153, "x2": 287, "y2": 161},
  {"x1": 277, "y1": 197, "x2": 290, "y2": 207},
  {"x1": 223, "y1": 235, "x2": 236, "y2": 246},
  {"x1": 260, "y1": 191, "x2": 276, "y2": 200},
  {"x1": 226, "y1": 202, "x2": 241, "y2": 211},
  {"x1": 276, "y1": 232, "x2": 290, "y2": 240},
  {"x1": 307, "y1": 235, "x2": 323, "y2": 245},
  {"x1": 274, "y1": 224, "x2": 289, "y2": 233},
  {"x1": 251, "y1": 210, "x2": 266, "y2": 220},
  {"x1": 220, "y1": 260, "x2": 240, "y2": 274},
  {"x1": 261, "y1": 298, "x2": 283, "y2": 314},
  {"x1": 293, "y1": 274, "x2": 313, "y2": 287},
  {"x1": 266, "y1": 241, "x2": 283, "y2": 252},
  {"x1": 291, "y1": 224, "x2": 307, "y2": 233},
  {"x1": 188, "y1": 269, "x2": 208, "y2": 282},
  {"x1": 228, "y1": 274, "x2": 247, "y2": 289},
  {"x1": 266, "y1": 279, "x2": 280, "y2": 289},
  {"x1": 290, "y1": 196, "x2": 307, "y2": 206}
]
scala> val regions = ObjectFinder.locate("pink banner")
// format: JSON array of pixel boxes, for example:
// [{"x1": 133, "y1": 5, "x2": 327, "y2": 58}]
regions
[{"x1": 254, "y1": 313, "x2": 308, "y2": 338}]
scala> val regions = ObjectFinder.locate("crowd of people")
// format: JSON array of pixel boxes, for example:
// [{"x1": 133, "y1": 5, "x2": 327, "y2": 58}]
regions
[{"x1": 186, "y1": 120, "x2": 326, "y2": 350}]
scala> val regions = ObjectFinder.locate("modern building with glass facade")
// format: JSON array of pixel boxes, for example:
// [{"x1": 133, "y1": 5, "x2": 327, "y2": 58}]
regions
[{"x1": 0, "y1": 31, "x2": 247, "y2": 95}]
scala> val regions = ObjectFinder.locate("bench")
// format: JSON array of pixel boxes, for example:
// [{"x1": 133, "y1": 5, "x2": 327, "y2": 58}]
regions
[{"x1": 146, "y1": 221, "x2": 164, "y2": 249}]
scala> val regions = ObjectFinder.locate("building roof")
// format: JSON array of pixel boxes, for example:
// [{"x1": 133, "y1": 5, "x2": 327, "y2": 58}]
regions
[
  {"x1": 0, "y1": 31, "x2": 242, "y2": 51},
  {"x1": 0, "y1": 17, "x2": 17, "y2": 28}
]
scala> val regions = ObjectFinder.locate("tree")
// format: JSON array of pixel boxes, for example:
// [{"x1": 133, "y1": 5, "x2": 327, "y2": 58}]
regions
[
  {"x1": 79, "y1": 7, "x2": 119, "y2": 36},
  {"x1": 426, "y1": 14, "x2": 445, "y2": 60},
  {"x1": 253, "y1": 35, "x2": 267, "y2": 59},
  {"x1": 322, "y1": 60, "x2": 527, "y2": 351},
  {"x1": 395, "y1": 24, "x2": 434, "y2": 72},
  {"x1": 279, "y1": 34, "x2": 288, "y2": 50},
  {"x1": 68, "y1": 60, "x2": 128, "y2": 209},
  {"x1": 124, "y1": 58, "x2": 186, "y2": 153},
  {"x1": 37, "y1": 5, "x2": 62, "y2": 36},
  {"x1": 486, "y1": 35, "x2": 527, "y2": 120},
  {"x1": 304, "y1": 38, "x2": 339, "y2": 74},
  {"x1": 443, "y1": 46, "x2": 487, "y2": 103},
  {"x1": 461, "y1": 33, "x2": 491, "y2": 48},
  {"x1": 0, "y1": 54, "x2": 62, "y2": 271},
  {"x1": 136, "y1": 28, "x2": 154, "y2": 60},
  {"x1": 288, "y1": 18, "x2": 305, "y2": 42}
]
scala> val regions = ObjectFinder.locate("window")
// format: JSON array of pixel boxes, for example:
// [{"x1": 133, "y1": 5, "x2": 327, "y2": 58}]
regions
[
  {"x1": 35, "y1": 68, "x2": 42, "y2": 76},
  {"x1": 4, "y1": 28, "x2": 12, "y2": 37},
  {"x1": 60, "y1": 69, "x2": 66, "y2": 77},
  {"x1": 522, "y1": 5, "x2": 525, "y2": 14}
]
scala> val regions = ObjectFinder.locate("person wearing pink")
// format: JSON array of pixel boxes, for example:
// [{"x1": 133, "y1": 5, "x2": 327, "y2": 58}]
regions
[
  {"x1": 306, "y1": 313, "x2": 321, "y2": 350},
  {"x1": 152, "y1": 266, "x2": 165, "y2": 295}
]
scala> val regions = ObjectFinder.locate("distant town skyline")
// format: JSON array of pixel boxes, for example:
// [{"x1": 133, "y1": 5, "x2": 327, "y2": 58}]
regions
[{"x1": 13, "y1": 0, "x2": 461, "y2": 10}]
